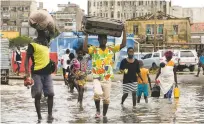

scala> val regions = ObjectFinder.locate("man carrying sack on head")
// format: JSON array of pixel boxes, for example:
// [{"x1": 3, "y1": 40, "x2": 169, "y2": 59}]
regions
[{"x1": 24, "y1": 10, "x2": 57, "y2": 121}]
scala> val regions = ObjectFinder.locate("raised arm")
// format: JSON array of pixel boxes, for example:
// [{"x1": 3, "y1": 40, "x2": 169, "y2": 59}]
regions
[
  {"x1": 120, "y1": 26, "x2": 127, "y2": 50},
  {"x1": 83, "y1": 34, "x2": 88, "y2": 53}
]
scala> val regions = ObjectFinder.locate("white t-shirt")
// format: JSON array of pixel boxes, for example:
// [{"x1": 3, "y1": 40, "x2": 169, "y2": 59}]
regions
[{"x1": 61, "y1": 54, "x2": 70, "y2": 69}]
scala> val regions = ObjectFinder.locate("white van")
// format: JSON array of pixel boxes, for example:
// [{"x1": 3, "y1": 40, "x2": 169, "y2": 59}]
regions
[{"x1": 174, "y1": 50, "x2": 198, "y2": 72}]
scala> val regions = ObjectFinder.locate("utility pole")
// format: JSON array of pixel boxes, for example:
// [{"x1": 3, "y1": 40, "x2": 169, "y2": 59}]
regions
[{"x1": 153, "y1": 3, "x2": 157, "y2": 52}]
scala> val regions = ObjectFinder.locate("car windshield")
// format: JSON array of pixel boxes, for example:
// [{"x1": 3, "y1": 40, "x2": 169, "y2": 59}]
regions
[{"x1": 180, "y1": 51, "x2": 194, "y2": 57}]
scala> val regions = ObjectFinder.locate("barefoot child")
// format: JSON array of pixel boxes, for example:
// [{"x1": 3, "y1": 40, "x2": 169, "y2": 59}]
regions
[
  {"x1": 71, "y1": 58, "x2": 87, "y2": 108},
  {"x1": 137, "y1": 60, "x2": 152, "y2": 103}
]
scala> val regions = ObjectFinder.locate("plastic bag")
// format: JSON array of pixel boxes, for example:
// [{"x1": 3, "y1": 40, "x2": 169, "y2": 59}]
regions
[
  {"x1": 73, "y1": 38, "x2": 83, "y2": 51},
  {"x1": 93, "y1": 80, "x2": 103, "y2": 95},
  {"x1": 24, "y1": 77, "x2": 34, "y2": 89}
]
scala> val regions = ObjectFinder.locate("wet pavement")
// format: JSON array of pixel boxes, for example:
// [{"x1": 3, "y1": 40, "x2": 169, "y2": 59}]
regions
[{"x1": 1, "y1": 75, "x2": 204, "y2": 123}]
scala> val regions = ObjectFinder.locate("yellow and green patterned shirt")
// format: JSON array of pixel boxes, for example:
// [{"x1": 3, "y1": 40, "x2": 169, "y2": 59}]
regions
[{"x1": 88, "y1": 45, "x2": 120, "y2": 81}]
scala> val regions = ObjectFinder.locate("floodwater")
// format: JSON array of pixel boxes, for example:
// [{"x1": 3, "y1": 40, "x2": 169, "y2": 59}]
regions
[{"x1": 1, "y1": 76, "x2": 204, "y2": 123}]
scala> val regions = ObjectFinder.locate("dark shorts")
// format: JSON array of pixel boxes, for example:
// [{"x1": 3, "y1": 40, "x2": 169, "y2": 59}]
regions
[{"x1": 31, "y1": 74, "x2": 54, "y2": 98}]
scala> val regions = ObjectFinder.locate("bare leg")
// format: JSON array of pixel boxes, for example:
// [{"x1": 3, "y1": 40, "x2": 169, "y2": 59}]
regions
[
  {"x1": 121, "y1": 93, "x2": 128, "y2": 105},
  {"x1": 144, "y1": 96, "x2": 148, "y2": 103},
  {"x1": 137, "y1": 96, "x2": 141, "y2": 103},
  {"x1": 196, "y1": 67, "x2": 201, "y2": 77},
  {"x1": 94, "y1": 100, "x2": 100, "y2": 118},
  {"x1": 35, "y1": 95, "x2": 42, "y2": 120},
  {"x1": 47, "y1": 96, "x2": 54, "y2": 120},
  {"x1": 132, "y1": 91, "x2": 136, "y2": 107}
]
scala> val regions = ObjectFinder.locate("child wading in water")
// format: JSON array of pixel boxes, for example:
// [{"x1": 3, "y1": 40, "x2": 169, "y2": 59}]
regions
[
  {"x1": 155, "y1": 51, "x2": 178, "y2": 102},
  {"x1": 137, "y1": 60, "x2": 152, "y2": 103},
  {"x1": 70, "y1": 58, "x2": 86, "y2": 108}
]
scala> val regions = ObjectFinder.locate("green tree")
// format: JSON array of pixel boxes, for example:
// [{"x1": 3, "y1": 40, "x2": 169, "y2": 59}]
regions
[{"x1": 9, "y1": 36, "x2": 33, "y2": 48}]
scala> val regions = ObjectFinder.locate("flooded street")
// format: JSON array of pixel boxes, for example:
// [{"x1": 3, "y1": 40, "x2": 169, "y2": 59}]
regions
[{"x1": 1, "y1": 75, "x2": 204, "y2": 123}]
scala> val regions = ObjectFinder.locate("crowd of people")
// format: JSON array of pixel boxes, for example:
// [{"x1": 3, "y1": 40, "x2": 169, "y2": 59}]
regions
[
  {"x1": 22, "y1": 30, "x2": 204, "y2": 121},
  {"x1": 21, "y1": 10, "x2": 204, "y2": 121},
  {"x1": 17, "y1": 29, "x2": 203, "y2": 122}
]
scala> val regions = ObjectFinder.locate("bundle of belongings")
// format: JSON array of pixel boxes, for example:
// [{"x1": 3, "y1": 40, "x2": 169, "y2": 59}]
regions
[
  {"x1": 29, "y1": 10, "x2": 59, "y2": 41},
  {"x1": 82, "y1": 16, "x2": 124, "y2": 37}
]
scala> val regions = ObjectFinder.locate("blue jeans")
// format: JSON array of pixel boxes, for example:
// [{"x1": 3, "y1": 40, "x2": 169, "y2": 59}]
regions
[
  {"x1": 16, "y1": 62, "x2": 21, "y2": 72},
  {"x1": 164, "y1": 87, "x2": 173, "y2": 98}
]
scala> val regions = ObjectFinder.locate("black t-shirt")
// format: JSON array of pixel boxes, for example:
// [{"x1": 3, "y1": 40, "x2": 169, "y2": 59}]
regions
[
  {"x1": 16, "y1": 51, "x2": 21, "y2": 61},
  {"x1": 27, "y1": 43, "x2": 51, "y2": 75},
  {"x1": 120, "y1": 59, "x2": 140, "y2": 84}
]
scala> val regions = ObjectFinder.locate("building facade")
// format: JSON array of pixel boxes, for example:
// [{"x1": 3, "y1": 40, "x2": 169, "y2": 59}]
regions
[
  {"x1": 126, "y1": 11, "x2": 191, "y2": 45},
  {"x1": 87, "y1": 0, "x2": 171, "y2": 21},
  {"x1": 1, "y1": 0, "x2": 37, "y2": 32},
  {"x1": 170, "y1": 6, "x2": 204, "y2": 23},
  {"x1": 38, "y1": 2, "x2": 43, "y2": 10},
  {"x1": 52, "y1": 2, "x2": 85, "y2": 32},
  {"x1": 191, "y1": 23, "x2": 204, "y2": 43}
]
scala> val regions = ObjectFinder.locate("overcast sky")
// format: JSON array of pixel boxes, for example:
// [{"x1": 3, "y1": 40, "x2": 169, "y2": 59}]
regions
[{"x1": 39, "y1": 0, "x2": 204, "y2": 13}]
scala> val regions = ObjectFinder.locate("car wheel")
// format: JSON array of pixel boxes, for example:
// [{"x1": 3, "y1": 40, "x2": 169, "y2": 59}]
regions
[{"x1": 189, "y1": 66, "x2": 195, "y2": 72}]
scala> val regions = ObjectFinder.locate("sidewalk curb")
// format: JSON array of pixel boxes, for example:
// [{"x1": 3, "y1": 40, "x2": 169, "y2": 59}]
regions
[{"x1": 9, "y1": 75, "x2": 65, "y2": 81}]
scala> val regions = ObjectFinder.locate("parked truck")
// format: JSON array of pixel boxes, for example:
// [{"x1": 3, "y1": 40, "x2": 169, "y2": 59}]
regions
[{"x1": 0, "y1": 39, "x2": 10, "y2": 84}]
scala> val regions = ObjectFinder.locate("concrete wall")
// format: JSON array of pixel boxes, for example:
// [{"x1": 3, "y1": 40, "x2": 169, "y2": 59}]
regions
[
  {"x1": 1, "y1": 0, "x2": 37, "y2": 27},
  {"x1": 53, "y1": 3, "x2": 84, "y2": 32},
  {"x1": 191, "y1": 23, "x2": 204, "y2": 43},
  {"x1": 170, "y1": 6, "x2": 204, "y2": 23}
]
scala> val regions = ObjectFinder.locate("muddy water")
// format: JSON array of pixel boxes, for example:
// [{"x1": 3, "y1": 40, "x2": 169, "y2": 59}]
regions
[{"x1": 1, "y1": 78, "x2": 204, "y2": 123}]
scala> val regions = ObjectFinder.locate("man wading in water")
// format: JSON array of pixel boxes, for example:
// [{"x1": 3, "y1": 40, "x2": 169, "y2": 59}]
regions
[
  {"x1": 25, "y1": 30, "x2": 54, "y2": 121},
  {"x1": 83, "y1": 28, "x2": 126, "y2": 118}
]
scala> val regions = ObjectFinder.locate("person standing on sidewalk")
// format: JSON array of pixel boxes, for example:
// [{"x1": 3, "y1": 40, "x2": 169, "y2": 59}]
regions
[
  {"x1": 61, "y1": 49, "x2": 70, "y2": 85},
  {"x1": 120, "y1": 47, "x2": 143, "y2": 107},
  {"x1": 14, "y1": 46, "x2": 22, "y2": 76},
  {"x1": 24, "y1": 30, "x2": 54, "y2": 121},
  {"x1": 83, "y1": 28, "x2": 127, "y2": 118}
]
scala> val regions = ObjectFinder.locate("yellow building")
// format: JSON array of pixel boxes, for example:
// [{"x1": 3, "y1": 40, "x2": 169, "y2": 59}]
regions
[
  {"x1": 126, "y1": 11, "x2": 191, "y2": 44},
  {"x1": 0, "y1": 31, "x2": 19, "y2": 39}
]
